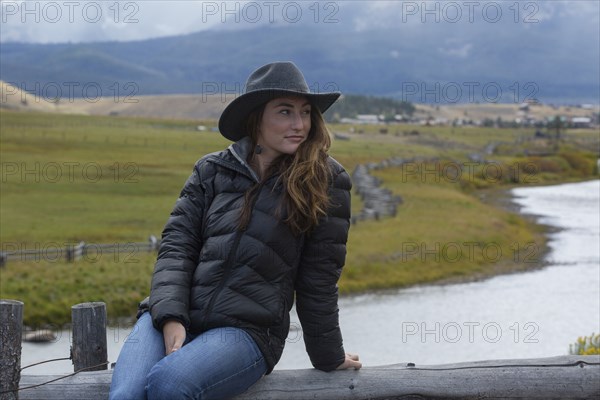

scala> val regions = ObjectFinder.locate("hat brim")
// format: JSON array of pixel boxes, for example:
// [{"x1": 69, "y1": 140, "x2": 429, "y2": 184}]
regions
[{"x1": 218, "y1": 89, "x2": 341, "y2": 142}]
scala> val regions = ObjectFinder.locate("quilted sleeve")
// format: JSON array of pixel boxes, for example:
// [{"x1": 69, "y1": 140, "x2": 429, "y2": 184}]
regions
[
  {"x1": 149, "y1": 160, "x2": 212, "y2": 330},
  {"x1": 295, "y1": 160, "x2": 352, "y2": 371}
]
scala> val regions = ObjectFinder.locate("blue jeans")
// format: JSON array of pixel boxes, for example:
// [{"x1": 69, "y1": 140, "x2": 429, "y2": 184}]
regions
[{"x1": 109, "y1": 312, "x2": 267, "y2": 400}]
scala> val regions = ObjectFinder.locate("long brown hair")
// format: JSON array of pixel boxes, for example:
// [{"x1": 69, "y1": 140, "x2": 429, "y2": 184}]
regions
[{"x1": 239, "y1": 100, "x2": 333, "y2": 235}]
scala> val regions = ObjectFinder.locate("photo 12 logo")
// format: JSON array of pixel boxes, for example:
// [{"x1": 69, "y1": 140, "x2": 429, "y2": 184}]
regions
[
  {"x1": 198, "y1": 1, "x2": 340, "y2": 24},
  {"x1": 402, "y1": 321, "x2": 540, "y2": 344},
  {"x1": 399, "y1": 1, "x2": 540, "y2": 24},
  {"x1": 1, "y1": 241, "x2": 148, "y2": 264},
  {"x1": 1, "y1": 1, "x2": 140, "y2": 24},
  {"x1": 398, "y1": 161, "x2": 540, "y2": 185},
  {"x1": 399, "y1": 241, "x2": 540, "y2": 264},
  {"x1": 401, "y1": 81, "x2": 540, "y2": 104},
  {"x1": 1, "y1": 162, "x2": 139, "y2": 184},
  {"x1": 2, "y1": 81, "x2": 139, "y2": 104}
]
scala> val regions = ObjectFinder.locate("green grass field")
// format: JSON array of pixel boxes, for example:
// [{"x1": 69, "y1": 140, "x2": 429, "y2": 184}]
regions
[{"x1": 1, "y1": 109, "x2": 598, "y2": 326}]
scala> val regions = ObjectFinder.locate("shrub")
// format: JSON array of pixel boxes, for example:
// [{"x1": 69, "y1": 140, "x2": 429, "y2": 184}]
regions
[
  {"x1": 560, "y1": 152, "x2": 595, "y2": 176},
  {"x1": 569, "y1": 333, "x2": 600, "y2": 355},
  {"x1": 527, "y1": 156, "x2": 568, "y2": 174}
]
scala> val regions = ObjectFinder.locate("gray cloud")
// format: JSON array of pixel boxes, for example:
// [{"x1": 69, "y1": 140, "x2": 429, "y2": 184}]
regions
[
  {"x1": 2, "y1": 0, "x2": 362, "y2": 43},
  {"x1": 1, "y1": 0, "x2": 223, "y2": 43},
  {"x1": 1, "y1": 0, "x2": 598, "y2": 49}
]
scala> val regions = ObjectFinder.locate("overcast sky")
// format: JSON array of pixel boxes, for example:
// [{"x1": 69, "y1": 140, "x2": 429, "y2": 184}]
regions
[{"x1": 1, "y1": 0, "x2": 598, "y2": 44}]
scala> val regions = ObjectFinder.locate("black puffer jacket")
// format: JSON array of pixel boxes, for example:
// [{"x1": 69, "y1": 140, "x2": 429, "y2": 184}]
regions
[{"x1": 148, "y1": 137, "x2": 351, "y2": 373}]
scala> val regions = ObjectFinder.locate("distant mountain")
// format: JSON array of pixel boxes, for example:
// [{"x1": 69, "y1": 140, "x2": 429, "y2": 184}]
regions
[{"x1": 1, "y1": 24, "x2": 598, "y2": 105}]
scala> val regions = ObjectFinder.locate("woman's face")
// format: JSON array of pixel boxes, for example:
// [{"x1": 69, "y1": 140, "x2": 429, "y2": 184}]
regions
[{"x1": 257, "y1": 96, "x2": 311, "y2": 159}]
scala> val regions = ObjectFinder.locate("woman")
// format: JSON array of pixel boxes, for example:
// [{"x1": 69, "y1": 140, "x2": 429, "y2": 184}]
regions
[{"x1": 109, "y1": 61, "x2": 361, "y2": 400}]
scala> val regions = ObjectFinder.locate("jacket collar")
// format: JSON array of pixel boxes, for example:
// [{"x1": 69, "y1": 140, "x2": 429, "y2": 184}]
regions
[{"x1": 227, "y1": 137, "x2": 261, "y2": 183}]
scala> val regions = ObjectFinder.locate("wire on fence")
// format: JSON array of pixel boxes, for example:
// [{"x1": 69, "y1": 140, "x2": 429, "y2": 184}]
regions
[{"x1": 3, "y1": 362, "x2": 111, "y2": 394}]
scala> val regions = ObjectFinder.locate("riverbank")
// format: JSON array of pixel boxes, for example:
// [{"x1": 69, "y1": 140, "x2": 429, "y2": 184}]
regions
[{"x1": 338, "y1": 169, "x2": 559, "y2": 294}]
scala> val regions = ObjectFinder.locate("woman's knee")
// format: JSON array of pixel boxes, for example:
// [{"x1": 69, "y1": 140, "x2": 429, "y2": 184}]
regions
[
  {"x1": 146, "y1": 328, "x2": 267, "y2": 400},
  {"x1": 146, "y1": 360, "x2": 265, "y2": 400},
  {"x1": 146, "y1": 363, "x2": 174, "y2": 399},
  {"x1": 146, "y1": 360, "x2": 198, "y2": 400},
  {"x1": 109, "y1": 384, "x2": 147, "y2": 400},
  {"x1": 109, "y1": 313, "x2": 165, "y2": 400}
]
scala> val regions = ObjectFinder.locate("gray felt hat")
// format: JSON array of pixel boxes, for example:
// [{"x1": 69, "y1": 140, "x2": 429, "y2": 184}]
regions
[{"x1": 218, "y1": 61, "x2": 341, "y2": 141}]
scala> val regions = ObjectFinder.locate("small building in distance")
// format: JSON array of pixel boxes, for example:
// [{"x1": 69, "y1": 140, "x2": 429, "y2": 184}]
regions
[{"x1": 571, "y1": 117, "x2": 592, "y2": 129}]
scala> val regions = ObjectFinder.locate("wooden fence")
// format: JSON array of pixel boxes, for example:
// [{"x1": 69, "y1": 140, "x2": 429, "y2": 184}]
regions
[
  {"x1": 0, "y1": 236, "x2": 159, "y2": 267},
  {"x1": 1, "y1": 300, "x2": 599, "y2": 400}
]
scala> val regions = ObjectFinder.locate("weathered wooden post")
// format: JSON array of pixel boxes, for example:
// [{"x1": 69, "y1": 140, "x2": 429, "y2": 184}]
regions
[
  {"x1": 74, "y1": 242, "x2": 85, "y2": 262},
  {"x1": 149, "y1": 235, "x2": 158, "y2": 251},
  {"x1": 0, "y1": 299, "x2": 23, "y2": 400},
  {"x1": 65, "y1": 245, "x2": 74, "y2": 262},
  {"x1": 71, "y1": 302, "x2": 107, "y2": 372}
]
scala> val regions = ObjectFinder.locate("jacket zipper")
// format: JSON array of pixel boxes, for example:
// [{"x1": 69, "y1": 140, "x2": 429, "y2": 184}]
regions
[{"x1": 200, "y1": 179, "x2": 265, "y2": 330}]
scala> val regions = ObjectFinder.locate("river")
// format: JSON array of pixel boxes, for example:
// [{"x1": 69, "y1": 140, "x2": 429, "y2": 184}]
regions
[{"x1": 21, "y1": 179, "x2": 600, "y2": 374}]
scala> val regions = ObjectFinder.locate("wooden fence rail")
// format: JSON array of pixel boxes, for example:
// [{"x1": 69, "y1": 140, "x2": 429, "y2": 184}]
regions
[
  {"x1": 0, "y1": 236, "x2": 159, "y2": 267},
  {"x1": 16, "y1": 356, "x2": 600, "y2": 400},
  {"x1": 2, "y1": 300, "x2": 599, "y2": 399}
]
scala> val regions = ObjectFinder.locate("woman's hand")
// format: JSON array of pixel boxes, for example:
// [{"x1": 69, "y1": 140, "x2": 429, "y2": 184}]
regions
[
  {"x1": 336, "y1": 353, "x2": 362, "y2": 370},
  {"x1": 162, "y1": 320, "x2": 186, "y2": 355}
]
